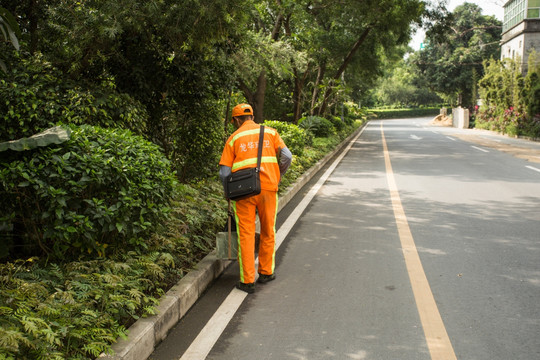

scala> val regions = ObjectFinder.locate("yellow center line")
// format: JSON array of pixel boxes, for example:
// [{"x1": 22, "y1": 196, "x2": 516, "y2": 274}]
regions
[{"x1": 381, "y1": 122, "x2": 457, "y2": 360}]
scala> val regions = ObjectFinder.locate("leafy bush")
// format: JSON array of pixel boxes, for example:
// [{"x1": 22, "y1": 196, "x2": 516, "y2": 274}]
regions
[
  {"x1": 0, "y1": 125, "x2": 177, "y2": 260},
  {"x1": 298, "y1": 116, "x2": 335, "y2": 137},
  {"x1": 0, "y1": 56, "x2": 148, "y2": 142},
  {"x1": 329, "y1": 116, "x2": 345, "y2": 132},
  {"x1": 367, "y1": 107, "x2": 440, "y2": 119},
  {"x1": 150, "y1": 180, "x2": 228, "y2": 274},
  {"x1": 343, "y1": 102, "x2": 366, "y2": 122},
  {"x1": 0, "y1": 179, "x2": 228, "y2": 360},
  {"x1": 297, "y1": 116, "x2": 319, "y2": 134},
  {"x1": 477, "y1": 53, "x2": 540, "y2": 138},
  {"x1": 0, "y1": 118, "x2": 362, "y2": 360},
  {"x1": 263, "y1": 120, "x2": 306, "y2": 156},
  {"x1": 0, "y1": 256, "x2": 163, "y2": 359}
]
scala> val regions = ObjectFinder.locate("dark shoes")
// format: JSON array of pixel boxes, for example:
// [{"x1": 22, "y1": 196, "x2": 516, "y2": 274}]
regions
[
  {"x1": 236, "y1": 274, "x2": 276, "y2": 294},
  {"x1": 236, "y1": 274, "x2": 275, "y2": 294},
  {"x1": 236, "y1": 282, "x2": 255, "y2": 294},
  {"x1": 257, "y1": 273, "x2": 276, "y2": 284}
]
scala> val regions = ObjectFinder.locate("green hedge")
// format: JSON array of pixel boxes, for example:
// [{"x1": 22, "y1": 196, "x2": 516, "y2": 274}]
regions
[
  {"x1": 368, "y1": 107, "x2": 440, "y2": 119},
  {"x1": 0, "y1": 125, "x2": 177, "y2": 260},
  {"x1": 263, "y1": 120, "x2": 306, "y2": 156}
]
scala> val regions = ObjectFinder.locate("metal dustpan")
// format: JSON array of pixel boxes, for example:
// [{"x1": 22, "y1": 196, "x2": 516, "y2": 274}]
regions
[
  {"x1": 216, "y1": 231, "x2": 238, "y2": 259},
  {"x1": 216, "y1": 201, "x2": 238, "y2": 259}
]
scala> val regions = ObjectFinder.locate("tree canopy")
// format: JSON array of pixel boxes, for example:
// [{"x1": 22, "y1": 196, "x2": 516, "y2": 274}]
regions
[
  {"x1": 1, "y1": 0, "x2": 428, "y2": 179},
  {"x1": 410, "y1": 2, "x2": 502, "y2": 107}
]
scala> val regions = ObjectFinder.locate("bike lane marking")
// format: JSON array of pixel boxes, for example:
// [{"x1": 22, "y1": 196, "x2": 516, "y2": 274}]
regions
[
  {"x1": 381, "y1": 121, "x2": 457, "y2": 360},
  {"x1": 179, "y1": 124, "x2": 367, "y2": 360}
]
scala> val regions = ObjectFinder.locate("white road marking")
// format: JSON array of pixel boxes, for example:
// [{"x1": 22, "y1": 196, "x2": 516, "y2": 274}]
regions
[
  {"x1": 472, "y1": 145, "x2": 489, "y2": 153},
  {"x1": 526, "y1": 165, "x2": 540, "y2": 173},
  {"x1": 446, "y1": 136, "x2": 457, "y2": 141},
  {"x1": 179, "y1": 125, "x2": 368, "y2": 360}
]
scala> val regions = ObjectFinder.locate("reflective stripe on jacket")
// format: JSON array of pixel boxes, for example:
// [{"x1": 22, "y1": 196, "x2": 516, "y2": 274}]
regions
[{"x1": 219, "y1": 120, "x2": 287, "y2": 191}]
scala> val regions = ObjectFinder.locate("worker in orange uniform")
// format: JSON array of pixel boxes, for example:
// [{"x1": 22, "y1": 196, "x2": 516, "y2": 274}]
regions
[{"x1": 219, "y1": 103, "x2": 292, "y2": 294}]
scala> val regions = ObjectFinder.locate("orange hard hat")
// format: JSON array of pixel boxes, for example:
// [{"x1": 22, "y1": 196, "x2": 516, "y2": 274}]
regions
[{"x1": 231, "y1": 103, "x2": 254, "y2": 119}]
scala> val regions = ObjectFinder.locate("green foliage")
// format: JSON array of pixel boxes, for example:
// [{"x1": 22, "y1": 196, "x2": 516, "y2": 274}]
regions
[
  {"x1": 526, "y1": 72, "x2": 540, "y2": 118},
  {"x1": 0, "y1": 256, "x2": 164, "y2": 359},
  {"x1": 315, "y1": 118, "x2": 335, "y2": 138},
  {"x1": 151, "y1": 180, "x2": 228, "y2": 273},
  {"x1": 263, "y1": 120, "x2": 306, "y2": 156},
  {"x1": 0, "y1": 56, "x2": 149, "y2": 142},
  {"x1": 329, "y1": 116, "x2": 345, "y2": 132},
  {"x1": 343, "y1": 102, "x2": 367, "y2": 124},
  {"x1": 0, "y1": 179, "x2": 228, "y2": 359},
  {"x1": 1, "y1": 0, "x2": 247, "y2": 182},
  {"x1": 413, "y1": 3, "x2": 502, "y2": 107},
  {"x1": 368, "y1": 107, "x2": 440, "y2": 119},
  {"x1": 0, "y1": 125, "x2": 176, "y2": 260},
  {"x1": 370, "y1": 58, "x2": 443, "y2": 108},
  {"x1": 0, "y1": 6, "x2": 21, "y2": 72},
  {"x1": 477, "y1": 53, "x2": 540, "y2": 138},
  {"x1": 278, "y1": 121, "x2": 361, "y2": 191},
  {"x1": 298, "y1": 116, "x2": 335, "y2": 138},
  {"x1": 0, "y1": 7, "x2": 20, "y2": 49}
]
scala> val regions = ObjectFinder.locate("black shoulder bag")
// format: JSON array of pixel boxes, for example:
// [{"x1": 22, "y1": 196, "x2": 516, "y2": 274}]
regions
[{"x1": 226, "y1": 125, "x2": 264, "y2": 201}]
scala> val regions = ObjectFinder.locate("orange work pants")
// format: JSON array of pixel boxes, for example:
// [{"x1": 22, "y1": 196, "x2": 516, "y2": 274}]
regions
[{"x1": 232, "y1": 190, "x2": 278, "y2": 284}]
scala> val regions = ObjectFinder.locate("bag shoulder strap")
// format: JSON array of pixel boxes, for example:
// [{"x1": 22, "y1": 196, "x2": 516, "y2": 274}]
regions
[{"x1": 256, "y1": 125, "x2": 264, "y2": 171}]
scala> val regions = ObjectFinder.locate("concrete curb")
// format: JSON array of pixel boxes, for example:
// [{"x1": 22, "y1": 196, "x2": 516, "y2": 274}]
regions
[{"x1": 99, "y1": 123, "x2": 366, "y2": 360}]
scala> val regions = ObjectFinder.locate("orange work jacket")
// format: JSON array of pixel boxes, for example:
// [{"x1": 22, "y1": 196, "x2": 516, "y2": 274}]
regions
[{"x1": 220, "y1": 120, "x2": 286, "y2": 192}]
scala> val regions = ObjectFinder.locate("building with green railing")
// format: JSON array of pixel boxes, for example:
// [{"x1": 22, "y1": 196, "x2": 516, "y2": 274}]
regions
[{"x1": 501, "y1": 0, "x2": 540, "y2": 73}]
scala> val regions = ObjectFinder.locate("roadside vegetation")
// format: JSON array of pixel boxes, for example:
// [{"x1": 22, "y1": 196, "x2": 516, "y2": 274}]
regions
[
  {"x1": 0, "y1": 112, "x2": 362, "y2": 359},
  {"x1": 367, "y1": 3, "x2": 540, "y2": 137},
  {"x1": 1, "y1": 1, "x2": 539, "y2": 359}
]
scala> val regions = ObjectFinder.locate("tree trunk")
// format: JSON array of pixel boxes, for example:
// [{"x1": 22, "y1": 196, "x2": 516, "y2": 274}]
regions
[
  {"x1": 253, "y1": 71, "x2": 267, "y2": 123},
  {"x1": 29, "y1": 0, "x2": 39, "y2": 54},
  {"x1": 238, "y1": 79, "x2": 254, "y2": 105},
  {"x1": 318, "y1": 26, "x2": 372, "y2": 115},
  {"x1": 292, "y1": 65, "x2": 311, "y2": 123},
  {"x1": 311, "y1": 63, "x2": 325, "y2": 115},
  {"x1": 292, "y1": 70, "x2": 303, "y2": 123}
]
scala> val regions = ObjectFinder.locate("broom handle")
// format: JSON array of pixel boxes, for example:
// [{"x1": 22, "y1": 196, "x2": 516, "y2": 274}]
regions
[{"x1": 227, "y1": 199, "x2": 232, "y2": 259}]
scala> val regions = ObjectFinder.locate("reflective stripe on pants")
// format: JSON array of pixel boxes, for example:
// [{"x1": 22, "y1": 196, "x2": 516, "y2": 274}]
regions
[{"x1": 232, "y1": 190, "x2": 278, "y2": 284}]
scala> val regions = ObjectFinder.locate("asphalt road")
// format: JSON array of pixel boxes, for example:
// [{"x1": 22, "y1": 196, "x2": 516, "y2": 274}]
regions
[{"x1": 150, "y1": 118, "x2": 540, "y2": 360}]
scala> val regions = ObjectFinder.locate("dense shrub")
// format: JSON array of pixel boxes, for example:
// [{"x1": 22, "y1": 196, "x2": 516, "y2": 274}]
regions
[
  {"x1": 344, "y1": 102, "x2": 367, "y2": 123},
  {"x1": 0, "y1": 117, "x2": 362, "y2": 360},
  {"x1": 298, "y1": 116, "x2": 335, "y2": 137},
  {"x1": 297, "y1": 116, "x2": 319, "y2": 135},
  {"x1": 0, "y1": 180, "x2": 227, "y2": 360},
  {"x1": 0, "y1": 125, "x2": 177, "y2": 260},
  {"x1": 263, "y1": 120, "x2": 306, "y2": 156},
  {"x1": 367, "y1": 107, "x2": 440, "y2": 119},
  {"x1": 0, "y1": 56, "x2": 149, "y2": 142},
  {"x1": 329, "y1": 116, "x2": 345, "y2": 132},
  {"x1": 477, "y1": 53, "x2": 540, "y2": 138}
]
